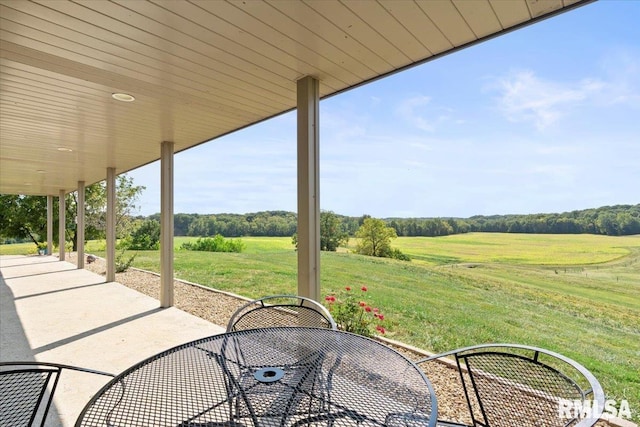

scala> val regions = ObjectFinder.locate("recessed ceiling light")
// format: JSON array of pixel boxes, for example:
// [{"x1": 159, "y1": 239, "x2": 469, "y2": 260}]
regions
[
  {"x1": 37, "y1": 170, "x2": 46, "y2": 173},
  {"x1": 57, "y1": 147, "x2": 73, "y2": 152},
  {"x1": 112, "y1": 92, "x2": 135, "y2": 102}
]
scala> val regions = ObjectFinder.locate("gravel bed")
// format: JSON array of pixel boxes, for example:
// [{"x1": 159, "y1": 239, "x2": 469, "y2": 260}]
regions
[
  {"x1": 69, "y1": 253, "x2": 248, "y2": 327},
  {"x1": 66, "y1": 253, "x2": 613, "y2": 426}
]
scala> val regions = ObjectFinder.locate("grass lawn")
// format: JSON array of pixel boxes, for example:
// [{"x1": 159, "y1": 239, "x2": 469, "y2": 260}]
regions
[{"x1": 2, "y1": 233, "x2": 639, "y2": 420}]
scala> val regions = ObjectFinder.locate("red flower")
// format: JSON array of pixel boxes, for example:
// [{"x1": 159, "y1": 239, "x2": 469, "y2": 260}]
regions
[{"x1": 322, "y1": 285, "x2": 388, "y2": 338}]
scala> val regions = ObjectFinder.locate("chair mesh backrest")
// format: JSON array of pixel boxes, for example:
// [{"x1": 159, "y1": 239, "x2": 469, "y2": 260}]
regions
[
  {"x1": 0, "y1": 367, "x2": 58, "y2": 427},
  {"x1": 227, "y1": 296, "x2": 336, "y2": 332},
  {"x1": 459, "y1": 350, "x2": 588, "y2": 427}
]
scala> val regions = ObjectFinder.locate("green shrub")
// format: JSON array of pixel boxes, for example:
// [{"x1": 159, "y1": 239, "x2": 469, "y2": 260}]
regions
[
  {"x1": 115, "y1": 248, "x2": 136, "y2": 273},
  {"x1": 129, "y1": 220, "x2": 160, "y2": 250},
  {"x1": 181, "y1": 235, "x2": 245, "y2": 253},
  {"x1": 390, "y1": 248, "x2": 411, "y2": 261}
]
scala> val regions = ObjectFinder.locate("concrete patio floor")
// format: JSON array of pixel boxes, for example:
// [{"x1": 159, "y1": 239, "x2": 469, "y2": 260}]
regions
[{"x1": 0, "y1": 254, "x2": 225, "y2": 427}]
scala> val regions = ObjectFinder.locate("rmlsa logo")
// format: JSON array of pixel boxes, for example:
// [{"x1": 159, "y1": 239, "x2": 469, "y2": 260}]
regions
[{"x1": 558, "y1": 399, "x2": 632, "y2": 419}]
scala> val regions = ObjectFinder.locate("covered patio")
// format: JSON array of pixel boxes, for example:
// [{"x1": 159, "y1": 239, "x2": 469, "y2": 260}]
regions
[
  {"x1": 3, "y1": 2, "x2": 621, "y2": 425},
  {"x1": 0, "y1": 0, "x2": 595, "y2": 305}
]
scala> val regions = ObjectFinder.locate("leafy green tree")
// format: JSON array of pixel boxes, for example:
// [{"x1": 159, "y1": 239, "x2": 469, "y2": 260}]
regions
[
  {"x1": 64, "y1": 174, "x2": 144, "y2": 250},
  {"x1": 290, "y1": 211, "x2": 349, "y2": 252},
  {"x1": 616, "y1": 212, "x2": 640, "y2": 235},
  {"x1": 354, "y1": 217, "x2": 397, "y2": 257},
  {"x1": 0, "y1": 174, "x2": 144, "y2": 250},
  {"x1": 174, "y1": 213, "x2": 192, "y2": 236},
  {"x1": 597, "y1": 212, "x2": 619, "y2": 236},
  {"x1": 187, "y1": 216, "x2": 217, "y2": 236},
  {"x1": 358, "y1": 214, "x2": 371, "y2": 226},
  {"x1": 0, "y1": 195, "x2": 48, "y2": 246},
  {"x1": 320, "y1": 210, "x2": 349, "y2": 251},
  {"x1": 128, "y1": 219, "x2": 161, "y2": 250}
]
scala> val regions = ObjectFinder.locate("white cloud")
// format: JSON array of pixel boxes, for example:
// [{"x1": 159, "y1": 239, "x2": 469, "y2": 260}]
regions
[
  {"x1": 394, "y1": 95, "x2": 460, "y2": 133},
  {"x1": 597, "y1": 48, "x2": 640, "y2": 107},
  {"x1": 491, "y1": 70, "x2": 605, "y2": 130},
  {"x1": 395, "y1": 95, "x2": 436, "y2": 132}
]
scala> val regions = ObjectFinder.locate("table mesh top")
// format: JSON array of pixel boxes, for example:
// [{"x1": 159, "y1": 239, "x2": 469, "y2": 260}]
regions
[{"x1": 76, "y1": 327, "x2": 435, "y2": 427}]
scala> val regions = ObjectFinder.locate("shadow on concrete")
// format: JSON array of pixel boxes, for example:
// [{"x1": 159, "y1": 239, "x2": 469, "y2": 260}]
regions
[
  {"x1": 0, "y1": 269, "x2": 65, "y2": 427},
  {"x1": 14, "y1": 281, "x2": 108, "y2": 301},
  {"x1": 1, "y1": 268, "x2": 87, "y2": 281},
  {"x1": 32, "y1": 307, "x2": 165, "y2": 355},
  {"x1": 0, "y1": 258, "x2": 62, "y2": 268}
]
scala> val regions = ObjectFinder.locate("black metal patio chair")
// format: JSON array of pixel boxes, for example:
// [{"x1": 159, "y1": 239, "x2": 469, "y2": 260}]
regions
[
  {"x1": 0, "y1": 361, "x2": 114, "y2": 427},
  {"x1": 415, "y1": 344, "x2": 604, "y2": 427},
  {"x1": 226, "y1": 294, "x2": 337, "y2": 332}
]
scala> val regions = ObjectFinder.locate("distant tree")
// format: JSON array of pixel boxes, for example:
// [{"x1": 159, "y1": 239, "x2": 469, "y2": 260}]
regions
[
  {"x1": 355, "y1": 218, "x2": 397, "y2": 257},
  {"x1": 320, "y1": 211, "x2": 349, "y2": 251},
  {"x1": 174, "y1": 213, "x2": 193, "y2": 236},
  {"x1": 128, "y1": 219, "x2": 161, "y2": 250},
  {"x1": 290, "y1": 211, "x2": 349, "y2": 252},
  {"x1": 597, "y1": 213, "x2": 619, "y2": 236},
  {"x1": 616, "y1": 212, "x2": 640, "y2": 235},
  {"x1": 358, "y1": 214, "x2": 372, "y2": 226},
  {"x1": 188, "y1": 216, "x2": 216, "y2": 236}
]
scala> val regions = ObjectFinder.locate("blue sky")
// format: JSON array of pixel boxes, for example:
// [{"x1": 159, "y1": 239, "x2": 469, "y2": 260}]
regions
[{"x1": 130, "y1": 0, "x2": 639, "y2": 218}]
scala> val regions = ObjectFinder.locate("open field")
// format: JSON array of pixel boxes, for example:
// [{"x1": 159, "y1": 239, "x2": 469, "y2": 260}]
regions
[{"x1": 3, "y1": 233, "x2": 639, "y2": 420}]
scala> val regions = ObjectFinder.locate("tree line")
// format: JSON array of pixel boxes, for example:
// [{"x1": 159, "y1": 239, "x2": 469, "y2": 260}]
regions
[
  {"x1": 145, "y1": 204, "x2": 640, "y2": 238},
  {"x1": 2, "y1": 182, "x2": 638, "y2": 250}
]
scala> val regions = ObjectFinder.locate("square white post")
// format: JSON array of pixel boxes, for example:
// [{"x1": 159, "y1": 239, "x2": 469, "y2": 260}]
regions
[
  {"x1": 106, "y1": 167, "x2": 116, "y2": 282},
  {"x1": 58, "y1": 190, "x2": 66, "y2": 260},
  {"x1": 47, "y1": 195, "x2": 53, "y2": 255},
  {"x1": 77, "y1": 181, "x2": 85, "y2": 269},
  {"x1": 297, "y1": 76, "x2": 321, "y2": 302},
  {"x1": 160, "y1": 141, "x2": 174, "y2": 308}
]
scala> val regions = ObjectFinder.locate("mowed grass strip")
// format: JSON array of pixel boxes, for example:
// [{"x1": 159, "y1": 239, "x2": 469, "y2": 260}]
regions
[
  {"x1": 387, "y1": 233, "x2": 634, "y2": 265},
  {"x1": 3, "y1": 233, "x2": 639, "y2": 420}
]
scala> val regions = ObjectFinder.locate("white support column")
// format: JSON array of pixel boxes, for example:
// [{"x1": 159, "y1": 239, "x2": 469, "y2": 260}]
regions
[
  {"x1": 106, "y1": 168, "x2": 116, "y2": 282},
  {"x1": 47, "y1": 195, "x2": 53, "y2": 255},
  {"x1": 77, "y1": 181, "x2": 85, "y2": 269},
  {"x1": 58, "y1": 190, "x2": 66, "y2": 260},
  {"x1": 160, "y1": 141, "x2": 174, "y2": 308},
  {"x1": 296, "y1": 76, "x2": 321, "y2": 302}
]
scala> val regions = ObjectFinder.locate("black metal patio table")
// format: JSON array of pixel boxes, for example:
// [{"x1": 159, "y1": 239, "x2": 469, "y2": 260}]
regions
[{"x1": 75, "y1": 327, "x2": 437, "y2": 427}]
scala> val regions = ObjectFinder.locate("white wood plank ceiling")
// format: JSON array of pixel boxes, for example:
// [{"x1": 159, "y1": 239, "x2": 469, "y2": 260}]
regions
[{"x1": 0, "y1": 0, "x2": 594, "y2": 196}]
